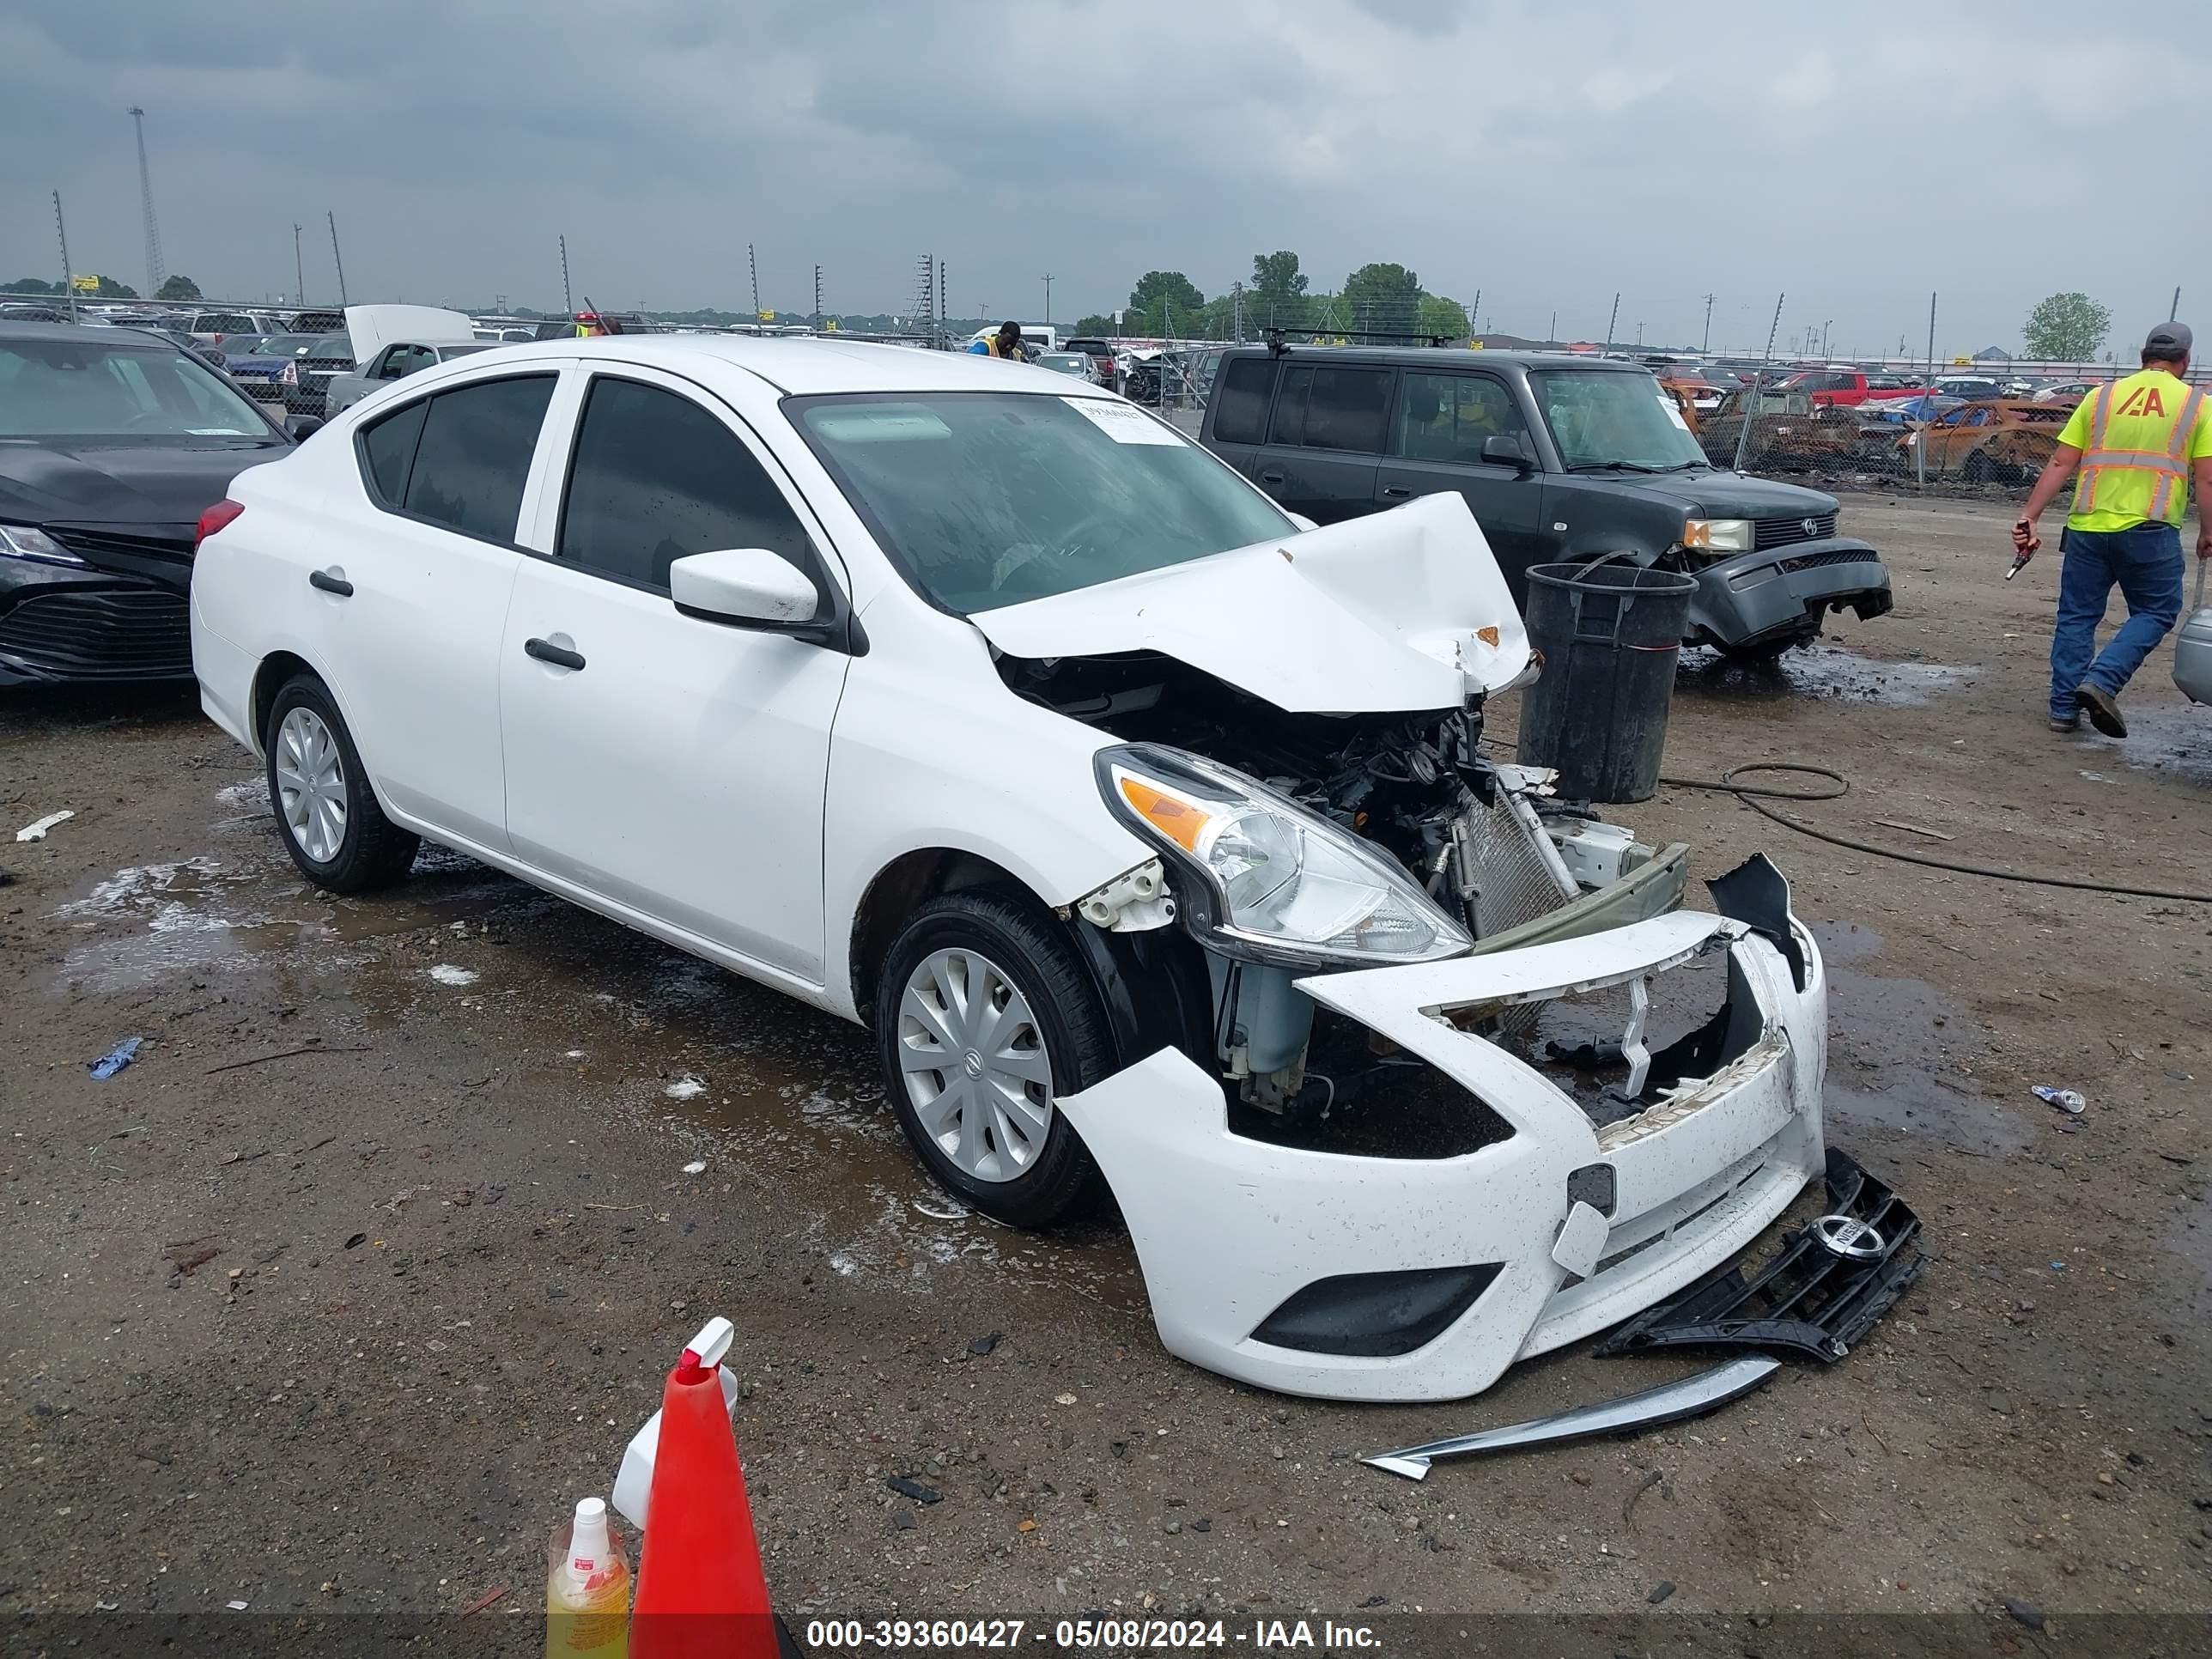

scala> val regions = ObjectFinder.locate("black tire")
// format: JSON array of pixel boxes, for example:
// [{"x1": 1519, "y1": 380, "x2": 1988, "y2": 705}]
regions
[
  {"x1": 1717, "y1": 629, "x2": 1814, "y2": 663},
  {"x1": 263, "y1": 673, "x2": 418, "y2": 893},
  {"x1": 1962, "y1": 450, "x2": 1995, "y2": 484},
  {"x1": 873, "y1": 890, "x2": 1114, "y2": 1229}
]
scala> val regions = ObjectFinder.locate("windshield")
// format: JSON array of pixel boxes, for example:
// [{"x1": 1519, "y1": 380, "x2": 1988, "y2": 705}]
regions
[
  {"x1": 250, "y1": 333, "x2": 322, "y2": 356},
  {"x1": 1530, "y1": 369, "x2": 1709, "y2": 470},
  {"x1": 0, "y1": 337, "x2": 277, "y2": 441},
  {"x1": 793, "y1": 391, "x2": 1296, "y2": 614}
]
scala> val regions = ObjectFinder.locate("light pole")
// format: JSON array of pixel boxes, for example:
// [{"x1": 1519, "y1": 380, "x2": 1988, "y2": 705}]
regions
[
  {"x1": 1042, "y1": 273, "x2": 1054, "y2": 328},
  {"x1": 1822, "y1": 319, "x2": 1832, "y2": 357}
]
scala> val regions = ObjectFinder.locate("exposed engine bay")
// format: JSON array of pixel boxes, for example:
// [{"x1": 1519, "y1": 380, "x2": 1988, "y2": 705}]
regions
[{"x1": 998, "y1": 647, "x2": 1692, "y2": 1121}]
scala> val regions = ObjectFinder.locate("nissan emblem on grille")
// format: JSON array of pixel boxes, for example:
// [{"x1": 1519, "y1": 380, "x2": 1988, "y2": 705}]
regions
[{"x1": 1812, "y1": 1213, "x2": 1883, "y2": 1260}]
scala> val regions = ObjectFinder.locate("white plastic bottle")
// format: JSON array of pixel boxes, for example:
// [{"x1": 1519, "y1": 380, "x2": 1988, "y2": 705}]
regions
[{"x1": 546, "y1": 1495, "x2": 630, "y2": 1658}]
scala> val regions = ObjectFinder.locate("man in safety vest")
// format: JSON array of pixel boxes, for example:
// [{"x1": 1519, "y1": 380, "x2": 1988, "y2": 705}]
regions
[
  {"x1": 968, "y1": 320, "x2": 1028, "y2": 362},
  {"x1": 2013, "y1": 322, "x2": 2212, "y2": 736}
]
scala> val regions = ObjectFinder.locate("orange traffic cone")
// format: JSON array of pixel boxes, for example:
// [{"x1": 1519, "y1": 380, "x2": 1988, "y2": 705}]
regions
[{"x1": 629, "y1": 1318, "x2": 779, "y2": 1658}]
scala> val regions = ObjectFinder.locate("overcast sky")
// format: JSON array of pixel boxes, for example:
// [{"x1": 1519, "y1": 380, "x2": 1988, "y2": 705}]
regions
[{"x1": 4, "y1": 0, "x2": 2203, "y2": 355}]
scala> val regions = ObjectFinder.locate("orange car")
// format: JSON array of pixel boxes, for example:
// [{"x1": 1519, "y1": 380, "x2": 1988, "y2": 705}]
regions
[{"x1": 1899, "y1": 399, "x2": 2071, "y2": 483}]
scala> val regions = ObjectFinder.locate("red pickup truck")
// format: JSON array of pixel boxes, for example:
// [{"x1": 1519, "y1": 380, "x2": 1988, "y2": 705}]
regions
[{"x1": 1777, "y1": 368, "x2": 1933, "y2": 409}]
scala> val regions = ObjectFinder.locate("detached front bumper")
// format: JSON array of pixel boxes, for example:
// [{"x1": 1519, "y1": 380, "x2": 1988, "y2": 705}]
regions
[
  {"x1": 1058, "y1": 910, "x2": 1827, "y2": 1403},
  {"x1": 1686, "y1": 538, "x2": 1893, "y2": 649}
]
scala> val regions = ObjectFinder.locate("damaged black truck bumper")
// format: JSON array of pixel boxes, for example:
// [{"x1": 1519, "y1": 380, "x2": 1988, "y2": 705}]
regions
[{"x1": 1686, "y1": 538, "x2": 1894, "y2": 652}]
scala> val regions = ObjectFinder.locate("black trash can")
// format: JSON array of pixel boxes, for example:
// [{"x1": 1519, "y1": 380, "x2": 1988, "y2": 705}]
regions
[{"x1": 1514, "y1": 561, "x2": 1697, "y2": 804}]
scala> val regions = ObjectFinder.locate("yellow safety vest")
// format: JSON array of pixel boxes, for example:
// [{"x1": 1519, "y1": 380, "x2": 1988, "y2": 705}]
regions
[{"x1": 2063, "y1": 368, "x2": 2209, "y2": 531}]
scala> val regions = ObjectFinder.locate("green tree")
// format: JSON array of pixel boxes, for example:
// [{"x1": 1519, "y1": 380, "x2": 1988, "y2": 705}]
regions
[
  {"x1": 1416, "y1": 294, "x2": 1470, "y2": 341},
  {"x1": 90, "y1": 276, "x2": 139, "y2": 299},
  {"x1": 1340, "y1": 262, "x2": 1422, "y2": 335},
  {"x1": 155, "y1": 274, "x2": 203, "y2": 301},
  {"x1": 1126, "y1": 270, "x2": 1205, "y2": 336},
  {"x1": 2023, "y1": 292, "x2": 2111, "y2": 362},
  {"x1": 1249, "y1": 251, "x2": 1308, "y2": 328},
  {"x1": 1069, "y1": 313, "x2": 1118, "y2": 337},
  {"x1": 3, "y1": 276, "x2": 60, "y2": 295}
]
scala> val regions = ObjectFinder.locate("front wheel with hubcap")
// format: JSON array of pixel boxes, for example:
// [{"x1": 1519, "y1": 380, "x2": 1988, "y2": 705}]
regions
[
  {"x1": 874, "y1": 891, "x2": 1114, "y2": 1229},
  {"x1": 264, "y1": 674, "x2": 419, "y2": 892}
]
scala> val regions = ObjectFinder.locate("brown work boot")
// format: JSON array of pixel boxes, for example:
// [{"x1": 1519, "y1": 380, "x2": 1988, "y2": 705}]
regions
[{"x1": 2075, "y1": 683, "x2": 2127, "y2": 738}]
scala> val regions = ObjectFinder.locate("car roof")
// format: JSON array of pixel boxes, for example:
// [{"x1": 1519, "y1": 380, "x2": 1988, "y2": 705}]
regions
[
  {"x1": 1218, "y1": 343, "x2": 1651, "y2": 373},
  {"x1": 0, "y1": 319, "x2": 173, "y2": 349},
  {"x1": 552, "y1": 334, "x2": 1130, "y2": 396}
]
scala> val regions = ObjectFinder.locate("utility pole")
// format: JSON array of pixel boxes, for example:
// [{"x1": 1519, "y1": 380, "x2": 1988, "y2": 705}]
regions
[
  {"x1": 559, "y1": 234, "x2": 573, "y2": 316},
  {"x1": 2172, "y1": 285, "x2": 2182, "y2": 322},
  {"x1": 327, "y1": 210, "x2": 349, "y2": 306},
  {"x1": 748, "y1": 243, "x2": 759, "y2": 319},
  {"x1": 1548, "y1": 308, "x2": 1557, "y2": 344},
  {"x1": 1734, "y1": 291, "x2": 1785, "y2": 473},
  {"x1": 293, "y1": 223, "x2": 304, "y2": 306},
  {"x1": 1636, "y1": 321, "x2": 1644, "y2": 348},
  {"x1": 53, "y1": 190, "x2": 77, "y2": 325},
  {"x1": 1822, "y1": 318, "x2": 1832, "y2": 357},
  {"x1": 1042, "y1": 273, "x2": 1054, "y2": 328},
  {"x1": 1925, "y1": 291, "x2": 1937, "y2": 386},
  {"x1": 1703, "y1": 293, "x2": 1715, "y2": 354},
  {"x1": 129, "y1": 106, "x2": 166, "y2": 297},
  {"x1": 1606, "y1": 292, "x2": 1620, "y2": 350}
]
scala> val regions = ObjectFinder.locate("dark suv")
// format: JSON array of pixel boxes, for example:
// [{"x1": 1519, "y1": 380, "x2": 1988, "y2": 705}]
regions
[{"x1": 1200, "y1": 345, "x2": 1893, "y2": 657}]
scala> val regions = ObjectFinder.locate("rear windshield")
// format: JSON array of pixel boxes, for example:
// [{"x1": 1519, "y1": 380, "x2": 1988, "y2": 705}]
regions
[
  {"x1": 0, "y1": 337, "x2": 276, "y2": 441},
  {"x1": 793, "y1": 391, "x2": 1294, "y2": 615}
]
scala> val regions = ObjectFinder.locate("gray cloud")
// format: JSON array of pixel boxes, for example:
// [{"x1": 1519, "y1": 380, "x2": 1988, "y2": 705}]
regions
[{"x1": 3, "y1": 0, "x2": 2204, "y2": 354}]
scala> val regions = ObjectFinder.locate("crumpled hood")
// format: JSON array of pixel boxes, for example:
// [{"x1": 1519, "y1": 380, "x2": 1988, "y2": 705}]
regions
[
  {"x1": 968, "y1": 491, "x2": 1530, "y2": 714},
  {"x1": 0, "y1": 438, "x2": 287, "y2": 528}
]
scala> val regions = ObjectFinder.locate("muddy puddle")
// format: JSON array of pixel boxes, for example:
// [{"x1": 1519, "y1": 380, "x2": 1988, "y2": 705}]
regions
[
  {"x1": 1815, "y1": 921, "x2": 2033, "y2": 1155},
  {"x1": 1676, "y1": 643, "x2": 1975, "y2": 708},
  {"x1": 2077, "y1": 701, "x2": 2212, "y2": 789}
]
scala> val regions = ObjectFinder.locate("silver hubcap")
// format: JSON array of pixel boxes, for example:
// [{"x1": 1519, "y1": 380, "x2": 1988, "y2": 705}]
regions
[
  {"x1": 896, "y1": 948, "x2": 1054, "y2": 1183},
  {"x1": 275, "y1": 706, "x2": 347, "y2": 865}
]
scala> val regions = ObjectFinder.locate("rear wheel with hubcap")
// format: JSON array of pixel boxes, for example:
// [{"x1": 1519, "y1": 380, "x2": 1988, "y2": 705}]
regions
[
  {"x1": 874, "y1": 891, "x2": 1113, "y2": 1229},
  {"x1": 264, "y1": 674, "x2": 418, "y2": 892}
]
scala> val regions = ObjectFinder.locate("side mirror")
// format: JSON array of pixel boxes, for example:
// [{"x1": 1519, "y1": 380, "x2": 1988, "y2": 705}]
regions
[
  {"x1": 670, "y1": 548, "x2": 840, "y2": 643},
  {"x1": 1482, "y1": 434, "x2": 1534, "y2": 472},
  {"x1": 284, "y1": 413, "x2": 325, "y2": 441}
]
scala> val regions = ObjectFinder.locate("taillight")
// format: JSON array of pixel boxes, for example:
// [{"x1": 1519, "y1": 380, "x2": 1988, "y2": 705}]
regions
[{"x1": 196, "y1": 500, "x2": 243, "y2": 547}]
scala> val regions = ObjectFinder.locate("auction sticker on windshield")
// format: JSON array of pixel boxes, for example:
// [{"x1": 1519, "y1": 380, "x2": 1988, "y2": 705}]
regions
[{"x1": 1062, "y1": 397, "x2": 1182, "y2": 445}]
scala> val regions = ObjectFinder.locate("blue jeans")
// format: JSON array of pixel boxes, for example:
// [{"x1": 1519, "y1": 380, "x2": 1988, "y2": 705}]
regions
[{"x1": 2050, "y1": 522, "x2": 2184, "y2": 720}]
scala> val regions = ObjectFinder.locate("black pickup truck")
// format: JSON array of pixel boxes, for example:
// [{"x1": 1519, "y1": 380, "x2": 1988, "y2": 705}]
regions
[{"x1": 1199, "y1": 344, "x2": 1893, "y2": 657}]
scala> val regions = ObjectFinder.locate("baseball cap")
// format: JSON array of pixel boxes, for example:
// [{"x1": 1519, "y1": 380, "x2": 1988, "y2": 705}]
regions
[{"x1": 2144, "y1": 320, "x2": 2192, "y2": 356}]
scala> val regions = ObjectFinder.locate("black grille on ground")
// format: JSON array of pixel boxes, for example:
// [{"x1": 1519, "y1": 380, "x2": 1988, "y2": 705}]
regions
[
  {"x1": 1778, "y1": 548, "x2": 1874, "y2": 573},
  {"x1": 1753, "y1": 512, "x2": 1838, "y2": 551},
  {"x1": 0, "y1": 589, "x2": 191, "y2": 680}
]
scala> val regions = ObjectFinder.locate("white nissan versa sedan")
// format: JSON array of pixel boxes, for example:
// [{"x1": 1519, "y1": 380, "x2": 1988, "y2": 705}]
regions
[{"x1": 191, "y1": 337, "x2": 1830, "y2": 1401}]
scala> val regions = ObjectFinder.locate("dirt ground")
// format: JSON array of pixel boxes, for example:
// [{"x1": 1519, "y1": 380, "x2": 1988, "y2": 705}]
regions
[{"x1": 3, "y1": 493, "x2": 2208, "y2": 1654}]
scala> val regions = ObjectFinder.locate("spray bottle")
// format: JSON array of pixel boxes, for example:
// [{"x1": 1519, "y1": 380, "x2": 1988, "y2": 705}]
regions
[{"x1": 547, "y1": 1495, "x2": 630, "y2": 1658}]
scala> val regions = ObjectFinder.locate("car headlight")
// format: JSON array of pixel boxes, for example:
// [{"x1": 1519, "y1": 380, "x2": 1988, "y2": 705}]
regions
[
  {"x1": 1097, "y1": 743, "x2": 1472, "y2": 968},
  {"x1": 0, "y1": 525, "x2": 84, "y2": 567},
  {"x1": 1682, "y1": 518, "x2": 1754, "y2": 554}
]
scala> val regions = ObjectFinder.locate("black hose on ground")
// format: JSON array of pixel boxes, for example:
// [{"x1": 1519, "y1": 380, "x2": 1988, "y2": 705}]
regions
[
  {"x1": 1484, "y1": 739, "x2": 2212, "y2": 903},
  {"x1": 1658, "y1": 760, "x2": 2212, "y2": 905}
]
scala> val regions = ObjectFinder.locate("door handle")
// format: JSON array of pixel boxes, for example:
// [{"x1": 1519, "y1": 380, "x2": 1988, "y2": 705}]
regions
[
  {"x1": 524, "y1": 637, "x2": 586, "y2": 672},
  {"x1": 308, "y1": 568, "x2": 353, "y2": 597},
  {"x1": 1382, "y1": 485, "x2": 1413, "y2": 498},
  {"x1": 1259, "y1": 470, "x2": 1285, "y2": 485}
]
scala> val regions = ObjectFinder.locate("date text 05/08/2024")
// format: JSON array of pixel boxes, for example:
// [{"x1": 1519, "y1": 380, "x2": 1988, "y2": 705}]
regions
[{"x1": 802, "y1": 1619, "x2": 1382, "y2": 1650}]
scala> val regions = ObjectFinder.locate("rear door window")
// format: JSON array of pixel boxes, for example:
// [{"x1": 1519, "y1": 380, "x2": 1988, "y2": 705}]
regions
[
  {"x1": 386, "y1": 374, "x2": 555, "y2": 541},
  {"x1": 1268, "y1": 366, "x2": 1312, "y2": 446},
  {"x1": 1212, "y1": 356, "x2": 1278, "y2": 445},
  {"x1": 361, "y1": 398, "x2": 428, "y2": 504},
  {"x1": 1302, "y1": 367, "x2": 1391, "y2": 453}
]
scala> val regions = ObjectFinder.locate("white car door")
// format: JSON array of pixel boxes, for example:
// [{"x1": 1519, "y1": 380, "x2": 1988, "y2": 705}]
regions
[
  {"x1": 498, "y1": 364, "x2": 854, "y2": 985},
  {"x1": 319, "y1": 368, "x2": 562, "y2": 851}
]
